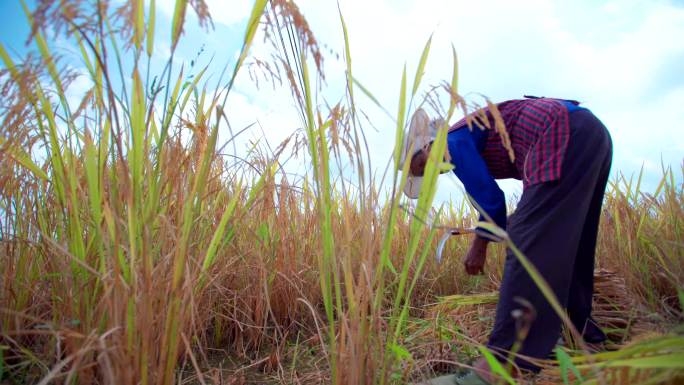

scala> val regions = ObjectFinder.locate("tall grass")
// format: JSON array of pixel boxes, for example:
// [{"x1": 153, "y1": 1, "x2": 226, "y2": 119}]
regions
[{"x1": 0, "y1": 1, "x2": 682, "y2": 384}]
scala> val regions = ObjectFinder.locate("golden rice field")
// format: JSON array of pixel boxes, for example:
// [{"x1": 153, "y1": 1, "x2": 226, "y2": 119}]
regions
[{"x1": 0, "y1": 1, "x2": 682, "y2": 384}]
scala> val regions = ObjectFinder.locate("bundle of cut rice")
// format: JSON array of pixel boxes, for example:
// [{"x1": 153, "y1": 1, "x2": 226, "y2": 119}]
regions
[{"x1": 430, "y1": 269, "x2": 652, "y2": 345}]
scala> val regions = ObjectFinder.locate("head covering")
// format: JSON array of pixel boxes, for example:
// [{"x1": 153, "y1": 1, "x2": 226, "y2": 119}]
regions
[{"x1": 400, "y1": 109, "x2": 443, "y2": 199}]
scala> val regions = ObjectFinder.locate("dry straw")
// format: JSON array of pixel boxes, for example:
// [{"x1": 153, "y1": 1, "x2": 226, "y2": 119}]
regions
[{"x1": 0, "y1": 1, "x2": 682, "y2": 384}]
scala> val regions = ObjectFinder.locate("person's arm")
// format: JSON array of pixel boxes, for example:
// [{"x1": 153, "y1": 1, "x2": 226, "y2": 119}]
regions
[
  {"x1": 447, "y1": 127, "x2": 508, "y2": 275},
  {"x1": 447, "y1": 128, "x2": 507, "y2": 237}
]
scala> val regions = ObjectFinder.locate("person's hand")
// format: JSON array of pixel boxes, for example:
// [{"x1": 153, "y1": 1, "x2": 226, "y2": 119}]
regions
[{"x1": 463, "y1": 235, "x2": 489, "y2": 275}]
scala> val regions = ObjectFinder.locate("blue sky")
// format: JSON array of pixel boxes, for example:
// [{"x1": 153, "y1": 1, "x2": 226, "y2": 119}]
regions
[{"x1": 1, "y1": 0, "x2": 683, "y2": 205}]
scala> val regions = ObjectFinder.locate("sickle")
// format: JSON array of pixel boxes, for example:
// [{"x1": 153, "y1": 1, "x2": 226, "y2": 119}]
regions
[{"x1": 435, "y1": 227, "x2": 476, "y2": 264}]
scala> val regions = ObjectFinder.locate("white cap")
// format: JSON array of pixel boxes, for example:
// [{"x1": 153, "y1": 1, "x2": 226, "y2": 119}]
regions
[{"x1": 400, "y1": 109, "x2": 443, "y2": 199}]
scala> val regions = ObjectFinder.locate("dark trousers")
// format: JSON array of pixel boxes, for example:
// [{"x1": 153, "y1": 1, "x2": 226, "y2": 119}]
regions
[{"x1": 486, "y1": 109, "x2": 613, "y2": 372}]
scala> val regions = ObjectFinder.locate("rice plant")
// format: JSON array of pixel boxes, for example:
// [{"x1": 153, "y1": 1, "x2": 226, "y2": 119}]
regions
[{"x1": 0, "y1": 1, "x2": 682, "y2": 384}]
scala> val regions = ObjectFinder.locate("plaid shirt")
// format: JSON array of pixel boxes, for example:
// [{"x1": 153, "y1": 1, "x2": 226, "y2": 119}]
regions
[{"x1": 451, "y1": 97, "x2": 572, "y2": 187}]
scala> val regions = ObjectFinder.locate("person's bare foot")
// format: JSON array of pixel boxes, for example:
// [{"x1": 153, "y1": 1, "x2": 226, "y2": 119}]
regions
[
  {"x1": 472, "y1": 357, "x2": 497, "y2": 383},
  {"x1": 471, "y1": 356, "x2": 519, "y2": 384}
]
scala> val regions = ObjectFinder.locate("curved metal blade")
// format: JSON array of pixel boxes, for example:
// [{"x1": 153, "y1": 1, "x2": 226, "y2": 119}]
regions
[
  {"x1": 436, "y1": 231, "x2": 455, "y2": 264},
  {"x1": 435, "y1": 227, "x2": 476, "y2": 264}
]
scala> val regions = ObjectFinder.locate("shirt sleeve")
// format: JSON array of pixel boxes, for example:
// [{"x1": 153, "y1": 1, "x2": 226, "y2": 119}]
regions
[{"x1": 447, "y1": 127, "x2": 507, "y2": 239}]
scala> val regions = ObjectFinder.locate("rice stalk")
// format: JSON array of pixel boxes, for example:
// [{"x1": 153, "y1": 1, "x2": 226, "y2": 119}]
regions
[{"x1": 0, "y1": 2, "x2": 681, "y2": 385}]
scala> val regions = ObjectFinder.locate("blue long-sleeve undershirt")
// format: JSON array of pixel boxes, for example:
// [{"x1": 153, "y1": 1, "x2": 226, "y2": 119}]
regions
[
  {"x1": 447, "y1": 100, "x2": 586, "y2": 239},
  {"x1": 447, "y1": 127, "x2": 508, "y2": 236}
]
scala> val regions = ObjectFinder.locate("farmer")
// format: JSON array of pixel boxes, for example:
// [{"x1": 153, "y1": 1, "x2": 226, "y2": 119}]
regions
[{"x1": 403, "y1": 96, "x2": 612, "y2": 385}]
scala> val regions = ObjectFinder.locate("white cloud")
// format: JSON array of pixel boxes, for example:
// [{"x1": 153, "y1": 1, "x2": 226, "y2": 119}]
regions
[
  {"x1": 280, "y1": 0, "x2": 684, "y2": 198},
  {"x1": 65, "y1": 69, "x2": 94, "y2": 112},
  {"x1": 204, "y1": 0, "x2": 252, "y2": 26},
  {"x1": 134, "y1": 0, "x2": 684, "y2": 199},
  {"x1": 157, "y1": 0, "x2": 250, "y2": 27}
]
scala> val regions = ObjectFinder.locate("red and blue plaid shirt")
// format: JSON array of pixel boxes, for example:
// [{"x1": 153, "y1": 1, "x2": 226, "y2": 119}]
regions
[
  {"x1": 446, "y1": 97, "x2": 583, "y2": 232},
  {"x1": 451, "y1": 97, "x2": 575, "y2": 187}
]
